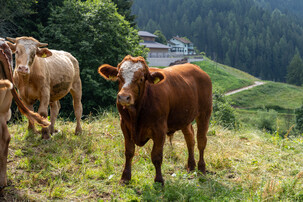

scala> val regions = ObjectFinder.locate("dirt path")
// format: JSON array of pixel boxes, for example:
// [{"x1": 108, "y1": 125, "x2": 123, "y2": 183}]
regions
[{"x1": 225, "y1": 81, "x2": 265, "y2": 96}]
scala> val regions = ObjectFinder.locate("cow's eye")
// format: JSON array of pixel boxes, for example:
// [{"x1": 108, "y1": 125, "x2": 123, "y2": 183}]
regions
[
  {"x1": 139, "y1": 77, "x2": 144, "y2": 83},
  {"x1": 15, "y1": 50, "x2": 19, "y2": 55}
]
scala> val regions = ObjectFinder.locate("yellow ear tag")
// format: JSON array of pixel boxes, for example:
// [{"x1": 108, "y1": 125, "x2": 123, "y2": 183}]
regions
[
  {"x1": 42, "y1": 53, "x2": 47, "y2": 58},
  {"x1": 109, "y1": 76, "x2": 117, "y2": 80},
  {"x1": 154, "y1": 77, "x2": 160, "y2": 84}
]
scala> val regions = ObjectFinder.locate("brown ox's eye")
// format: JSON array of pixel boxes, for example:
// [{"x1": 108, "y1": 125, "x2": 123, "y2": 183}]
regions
[{"x1": 139, "y1": 77, "x2": 144, "y2": 82}]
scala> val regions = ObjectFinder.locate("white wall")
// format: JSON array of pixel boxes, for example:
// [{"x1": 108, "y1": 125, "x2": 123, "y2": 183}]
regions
[{"x1": 147, "y1": 57, "x2": 203, "y2": 67}]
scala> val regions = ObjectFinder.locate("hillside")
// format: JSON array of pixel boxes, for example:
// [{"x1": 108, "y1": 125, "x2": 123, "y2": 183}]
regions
[
  {"x1": 192, "y1": 58, "x2": 257, "y2": 92},
  {"x1": 132, "y1": 0, "x2": 303, "y2": 82}
]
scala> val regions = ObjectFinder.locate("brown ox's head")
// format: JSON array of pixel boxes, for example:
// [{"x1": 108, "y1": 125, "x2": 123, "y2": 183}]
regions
[
  {"x1": 98, "y1": 55, "x2": 165, "y2": 107},
  {"x1": 6, "y1": 37, "x2": 52, "y2": 75}
]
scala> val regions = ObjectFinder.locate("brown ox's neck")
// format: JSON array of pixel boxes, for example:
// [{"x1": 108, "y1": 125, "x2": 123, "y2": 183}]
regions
[{"x1": 118, "y1": 82, "x2": 151, "y2": 144}]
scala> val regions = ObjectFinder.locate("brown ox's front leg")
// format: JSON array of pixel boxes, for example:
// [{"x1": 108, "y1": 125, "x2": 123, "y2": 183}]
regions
[
  {"x1": 38, "y1": 92, "x2": 50, "y2": 139},
  {"x1": 0, "y1": 119, "x2": 11, "y2": 196},
  {"x1": 151, "y1": 132, "x2": 166, "y2": 185},
  {"x1": 120, "y1": 122, "x2": 135, "y2": 183}
]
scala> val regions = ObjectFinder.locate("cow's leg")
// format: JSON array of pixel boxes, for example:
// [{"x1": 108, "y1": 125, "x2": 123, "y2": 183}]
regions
[
  {"x1": 49, "y1": 101, "x2": 60, "y2": 134},
  {"x1": 26, "y1": 104, "x2": 37, "y2": 133},
  {"x1": 182, "y1": 124, "x2": 196, "y2": 171},
  {"x1": 196, "y1": 112, "x2": 211, "y2": 174},
  {"x1": 120, "y1": 122, "x2": 135, "y2": 183},
  {"x1": 151, "y1": 134, "x2": 166, "y2": 184},
  {"x1": 70, "y1": 79, "x2": 82, "y2": 134},
  {"x1": 38, "y1": 94, "x2": 50, "y2": 139},
  {"x1": 0, "y1": 120, "x2": 11, "y2": 196}
]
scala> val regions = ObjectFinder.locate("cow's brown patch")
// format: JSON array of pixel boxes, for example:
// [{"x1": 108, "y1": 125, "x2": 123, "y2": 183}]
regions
[{"x1": 52, "y1": 82, "x2": 70, "y2": 94}]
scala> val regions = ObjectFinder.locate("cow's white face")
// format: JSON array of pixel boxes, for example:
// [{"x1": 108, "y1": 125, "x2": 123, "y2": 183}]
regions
[
  {"x1": 117, "y1": 60, "x2": 146, "y2": 106},
  {"x1": 6, "y1": 37, "x2": 52, "y2": 75},
  {"x1": 98, "y1": 55, "x2": 165, "y2": 107},
  {"x1": 15, "y1": 40, "x2": 37, "y2": 74}
]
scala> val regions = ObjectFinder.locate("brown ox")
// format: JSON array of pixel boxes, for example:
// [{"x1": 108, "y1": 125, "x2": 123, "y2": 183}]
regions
[
  {"x1": 98, "y1": 55, "x2": 212, "y2": 184},
  {"x1": 0, "y1": 40, "x2": 50, "y2": 195},
  {"x1": 6, "y1": 37, "x2": 83, "y2": 139}
]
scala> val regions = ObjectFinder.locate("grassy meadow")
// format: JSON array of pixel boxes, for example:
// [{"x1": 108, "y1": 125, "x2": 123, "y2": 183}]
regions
[
  {"x1": 1, "y1": 58, "x2": 303, "y2": 201},
  {"x1": 2, "y1": 113, "x2": 303, "y2": 201}
]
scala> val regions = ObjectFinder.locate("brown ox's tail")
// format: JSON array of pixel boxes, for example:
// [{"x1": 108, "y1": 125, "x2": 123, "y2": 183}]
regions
[{"x1": 0, "y1": 49, "x2": 50, "y2": 127}]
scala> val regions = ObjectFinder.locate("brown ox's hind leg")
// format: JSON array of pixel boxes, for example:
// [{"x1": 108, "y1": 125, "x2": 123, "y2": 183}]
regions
[
  {"x1": 70, "y1": 79, "x2": 82, "y2": 134},
  {"x1": 0, "y1": 119, "x2": 11, "y2": 196},
  {"x1": 196, "y1": 111, "x2": 211, "y2": 174},
  {"x1": 49, "y1": 100, "x2": 60, "y2": 134},
  {"x1": 182, "y1": 124, "x2": 196, "y2": 171}
]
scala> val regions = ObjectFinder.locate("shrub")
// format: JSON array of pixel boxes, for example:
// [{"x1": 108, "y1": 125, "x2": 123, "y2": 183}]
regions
[
  {"x1": 295, "y1": 104, "x2": 303, "y2": 133},
  {"x1": 255, "y1": 109, "x2": 278, "y2": 133},
  {"x1": 212, "y1": 87, "x2": 237, "y2": 129}
]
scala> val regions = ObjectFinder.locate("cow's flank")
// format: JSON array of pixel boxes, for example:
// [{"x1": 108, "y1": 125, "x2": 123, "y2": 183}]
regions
[{"x1": 98, "y1": 55, "x2": 212, "y2": 184}]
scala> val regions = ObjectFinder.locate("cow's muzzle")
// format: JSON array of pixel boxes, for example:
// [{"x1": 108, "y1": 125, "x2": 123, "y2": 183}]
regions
[
  {"x1": 117, "y1": 92, "x2": 132, "y2": 106},
  {"x1": 17, "y1": 65, "x2": 30, "y2": 74}
]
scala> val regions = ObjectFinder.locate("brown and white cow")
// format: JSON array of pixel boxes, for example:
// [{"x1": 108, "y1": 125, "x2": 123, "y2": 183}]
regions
[
  {"x1": 0, "y1": 41, "x2": 50, "y2": 195},
  {"x1": 6, "y1": 37, "x2": 83, "y2": 139},
  {"x1": 98, "y1": 55, "x2": 212, "y2": 184}
]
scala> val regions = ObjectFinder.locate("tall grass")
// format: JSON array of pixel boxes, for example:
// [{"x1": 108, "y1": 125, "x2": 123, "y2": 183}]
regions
[{"x1": 1, "y1": 113, "x2": 302, "y2": 201}]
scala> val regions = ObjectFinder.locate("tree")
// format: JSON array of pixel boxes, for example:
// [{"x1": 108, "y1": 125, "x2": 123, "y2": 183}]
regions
[
  {"x1": 111, "y1": 0, "x2": 136, "y2": 27},
  {"x1": 0, "y1": 0, "x2": 35, "y2": 36},
  {"x1": 286, "y1": 52, "x2": 303, "y2": 86},
  {"x1": 154, "y1": 30, "x2": 167, "y2": 44},
  {"x1": 42, "y1": 0, "x2": 147, "y2": 115}
]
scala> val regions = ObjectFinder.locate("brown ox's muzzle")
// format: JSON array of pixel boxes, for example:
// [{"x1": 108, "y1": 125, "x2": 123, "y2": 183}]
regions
[
  {"x1": 17, "y1": 65, "x2": 29, "y2": 74},
  {"x1": 117, "y1": 91, "x2": 134, "y2": 106}
]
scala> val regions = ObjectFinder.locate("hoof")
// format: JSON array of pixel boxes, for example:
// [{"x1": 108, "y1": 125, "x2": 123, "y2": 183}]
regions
[
  {"x1": 154, "y1": 177, "x2": 164, "y2": 185},
  {"x1": 75, "y1": 128, "x2": 82, "y2": 135},
  {"x1": 119, "y1": 179, "x2": 130, "y2": 185},
  {"x1": 42, "y1": 128, "x2": 50, "y2": 139}
]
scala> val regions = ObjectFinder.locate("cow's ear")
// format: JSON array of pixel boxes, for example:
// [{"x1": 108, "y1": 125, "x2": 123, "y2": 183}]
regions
[
  {"x1": 148, "y1": 71, "x2": 165, "y2": 84},
  {"x1": 6, "y1": 41, "x2": 16, "y2": 53},
  {"x1": 36, "y1": 48, "x2": 52, "y2": 58},
  {"x1": 98, "y1": 64, "x2": 118, "y2": 81}
]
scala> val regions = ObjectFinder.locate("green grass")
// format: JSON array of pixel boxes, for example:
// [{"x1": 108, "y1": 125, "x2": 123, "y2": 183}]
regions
[
  {"x1": 2, "y1": 114, "x2": 303, "y2": 201},
  {"x1": 229, "y1": 81, "x2": 303, "y2": 112},
  {"x1": 192, "y1": 58, "x2": 257, "y2": 92}
]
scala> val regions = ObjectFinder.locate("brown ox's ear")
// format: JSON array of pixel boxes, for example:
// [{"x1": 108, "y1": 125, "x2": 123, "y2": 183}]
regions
[
  {"x1": 36, "y1": 48, "x2": 52, "y2": 58},
  {"x1": 98, "y1": 64, "x2": 118, "y2": 81},
  {"x1": 148, "y1": 71, "x2": 165, "y2": 84},
  {"x1": 6, "y1": 41, "x2": 16, "y2": 53}
]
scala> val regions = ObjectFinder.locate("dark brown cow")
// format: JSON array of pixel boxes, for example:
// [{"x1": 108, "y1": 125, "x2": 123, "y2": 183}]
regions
[
  {"x1": 98, "y1": 55, "x2": 212, "y2": 184},
  {"x1": 0, "y1": 40, "x2": 50, "y2": 195},
  {"x1": 6, "y1": 37, "x2": 82, "y2": 139}
]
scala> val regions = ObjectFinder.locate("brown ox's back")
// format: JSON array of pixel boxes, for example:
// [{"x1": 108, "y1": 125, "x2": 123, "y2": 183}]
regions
[{"x1": 144, "y1": 64, "x2": 212, "y2": 132}]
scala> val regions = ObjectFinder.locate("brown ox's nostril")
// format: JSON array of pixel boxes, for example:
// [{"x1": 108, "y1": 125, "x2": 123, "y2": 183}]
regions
[{"x1": 118, "y1": 94, "x2": 131, "y2": 104}]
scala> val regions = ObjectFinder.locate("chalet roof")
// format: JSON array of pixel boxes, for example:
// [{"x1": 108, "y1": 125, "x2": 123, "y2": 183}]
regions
[
  {"x1": 138, "y1": 31, "x2": 157, "y2": 38},
  {"x1": 140, "y1": 41, "x2": 170, "y2": 49},
  {"x1": 173, "y1": 36, "x2": 192, "y2": 44}
]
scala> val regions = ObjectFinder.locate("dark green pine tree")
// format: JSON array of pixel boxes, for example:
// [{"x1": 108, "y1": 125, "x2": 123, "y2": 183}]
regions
[
  {"x1": 112, "y1": 0, "x2": 136, "y2": 27},
  {"x1": 286, "y1": 52, "x2": 303, "y2": 86}
]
